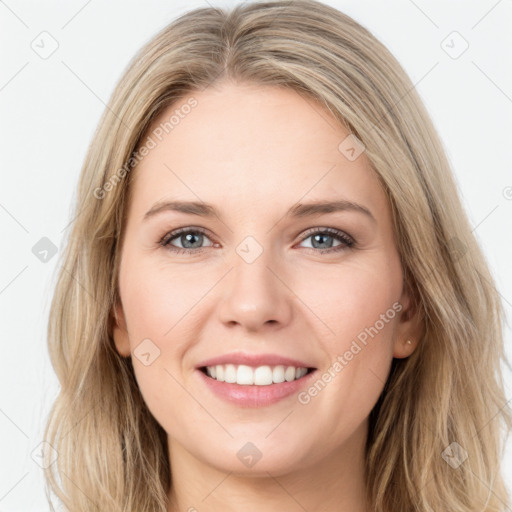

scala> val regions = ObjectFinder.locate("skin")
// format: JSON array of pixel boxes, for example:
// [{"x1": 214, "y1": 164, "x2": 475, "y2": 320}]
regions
[{"x1": 112, "y1": 80, "x2": 422, "y2": 512}]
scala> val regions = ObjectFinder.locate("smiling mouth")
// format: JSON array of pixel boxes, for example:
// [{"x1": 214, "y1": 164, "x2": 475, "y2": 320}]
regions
[{"x1": 199, "y1": 364, "x2": 316, "y2": 386}]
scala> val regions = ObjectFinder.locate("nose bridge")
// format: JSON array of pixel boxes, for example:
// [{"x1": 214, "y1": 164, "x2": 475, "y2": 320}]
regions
[
  {"x1": 233, "y1": 234, "x2": 275, "y2": 290},
  {"x1": 218, "y1": 233, "x2": 292, "y2": 330}
]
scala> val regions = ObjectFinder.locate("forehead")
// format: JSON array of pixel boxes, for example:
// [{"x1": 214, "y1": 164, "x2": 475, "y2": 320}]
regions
[{"x1": 130, "y1": 82, "x2": 385, "y2": 217}]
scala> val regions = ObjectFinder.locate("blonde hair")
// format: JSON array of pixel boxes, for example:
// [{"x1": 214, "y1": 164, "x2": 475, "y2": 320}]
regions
[{"x1": 43, "y1": 1, "x2": 512, "y2": 510}]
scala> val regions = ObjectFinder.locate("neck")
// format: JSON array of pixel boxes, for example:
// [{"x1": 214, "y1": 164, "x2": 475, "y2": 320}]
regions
[{"x1": 166, "y1": 420, "x2": 370, "y2": 512}]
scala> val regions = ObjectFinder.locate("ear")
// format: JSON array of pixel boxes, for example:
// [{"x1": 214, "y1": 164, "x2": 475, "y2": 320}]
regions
[
  {"x1": 110, "y1": 297, "x2": 131, "y2": 358},
  {"x1": 392, "y1": 282, "x2": 424, "y2": 359}
]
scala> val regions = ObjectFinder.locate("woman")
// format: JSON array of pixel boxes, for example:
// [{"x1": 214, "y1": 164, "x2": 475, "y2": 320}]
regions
[{"x1": 43, "y1": 1, "x2": 511, "y2": 510}]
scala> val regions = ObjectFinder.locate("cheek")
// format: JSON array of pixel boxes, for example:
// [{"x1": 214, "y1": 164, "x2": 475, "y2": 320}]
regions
[
  {"x1": 117, "y1": 258, "x2": 184, "y2": 402},
  {"x1": 296, "y1": 261, "x2": 400, "y2": 413},
  {"x1": 296, "y1": 256, "x2": 401, "y2": 350},
  {"x1": 121, "y1": 257, "x2": 201, "y2": 346}
]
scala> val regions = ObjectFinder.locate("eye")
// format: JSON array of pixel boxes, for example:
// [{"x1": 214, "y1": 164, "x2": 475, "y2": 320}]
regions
[
  {"x1": 159, "y1": 227, "x2": 215, "y2": 254},
  {"x1": 297, "y1": 227, "x2": 355, "y2": 254},
  {"x1": 159, "y1": 226, "x2": 355, "y2": 255}
]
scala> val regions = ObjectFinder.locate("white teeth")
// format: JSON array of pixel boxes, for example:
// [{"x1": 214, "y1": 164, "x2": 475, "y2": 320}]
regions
[
  {"x1": 254, "y1": 366, "x2": 273, "y2": 385},
  {"x1": 224, "y1": 364, "x2": 237, "y2": 383},
  {"x1": 285, "y1": 366, "x2": 296, "y2": 382},
  {"x1": 237, "y1": 365, "x2": 254, "y2": 385},
  {"x1": 272, "y1": 365, "x2": 285, "y2": 383},
  {"x1": 204, "y1": 364, "x2": 310, "y2": 385},
  {"x1": 295, "y1": 368, "x2": 308, "y2": 379}
]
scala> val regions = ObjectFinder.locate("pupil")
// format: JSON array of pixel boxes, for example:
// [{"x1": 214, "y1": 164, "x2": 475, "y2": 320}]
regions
[
  {"x1": 183, "y1": 233, "x2": 202, "y2": 249},
  {"x1": 312, "y1": 233, "x2": 333, "y2": 249}
]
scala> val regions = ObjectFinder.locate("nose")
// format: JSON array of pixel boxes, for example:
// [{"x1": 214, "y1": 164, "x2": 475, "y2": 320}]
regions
[{"x1": 217, "y1": 246, "x2": 294, "y2": 333}]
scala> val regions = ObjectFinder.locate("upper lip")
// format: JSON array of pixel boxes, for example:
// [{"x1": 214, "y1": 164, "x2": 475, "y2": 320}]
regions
[{"x1": 196, "y1": 352, "x2": 317, "y2": 369}]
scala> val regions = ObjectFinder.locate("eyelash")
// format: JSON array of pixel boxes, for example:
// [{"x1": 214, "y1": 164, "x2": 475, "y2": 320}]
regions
[{"x1": 158, "y1": 226, "x2": 355, "y2": 255}]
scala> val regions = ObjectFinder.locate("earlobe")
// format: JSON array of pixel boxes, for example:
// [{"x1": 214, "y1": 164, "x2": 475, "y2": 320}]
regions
[
  {"x1": 392, "y1": 285, "x2": 424, "y2": 359},
  {"x1": 393, "y1": 338, "x2": 418, "y2": 359},
  {"x1": 110, "y1": 299, "x2": 131, "y2": 358}
]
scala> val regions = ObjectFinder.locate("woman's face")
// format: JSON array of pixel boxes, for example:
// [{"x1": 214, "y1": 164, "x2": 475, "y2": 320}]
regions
[{"x1": 112, "y1": 80, "x2": 419, "y2": 476}]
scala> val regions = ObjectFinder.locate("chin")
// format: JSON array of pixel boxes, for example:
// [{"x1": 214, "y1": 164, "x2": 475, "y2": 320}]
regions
[{"x1": 203, "y1": 444, "x2": 313, "y2": 477}]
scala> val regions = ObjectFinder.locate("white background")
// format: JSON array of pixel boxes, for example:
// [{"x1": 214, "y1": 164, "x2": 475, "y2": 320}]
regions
[{"x1": 0, "y1": 1, "x2": 511, "y2": 510}]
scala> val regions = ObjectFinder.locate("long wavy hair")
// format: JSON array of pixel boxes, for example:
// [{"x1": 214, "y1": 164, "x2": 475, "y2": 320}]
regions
[{"x1": 43, "y1": 1, "x2": 512, "y2": 510}]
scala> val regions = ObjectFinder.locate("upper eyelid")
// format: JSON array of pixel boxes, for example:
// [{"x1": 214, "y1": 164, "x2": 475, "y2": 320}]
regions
[
  {"x1": 160, "y1": 226, "x2": 210, "y2": 243},
  {"x1": 161, "y1": 226, "x2": 353, "y2": 246}
]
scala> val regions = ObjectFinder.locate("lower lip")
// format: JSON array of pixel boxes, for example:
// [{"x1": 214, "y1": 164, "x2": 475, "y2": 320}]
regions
[{"x1": 195, "y1": 368, "x2": 317, "y2": 407}]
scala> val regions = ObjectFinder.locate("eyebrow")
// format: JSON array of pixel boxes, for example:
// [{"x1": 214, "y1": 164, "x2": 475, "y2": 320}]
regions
[{"x1": 143, "y1": 199, "x2": 376, "y2": 223}]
